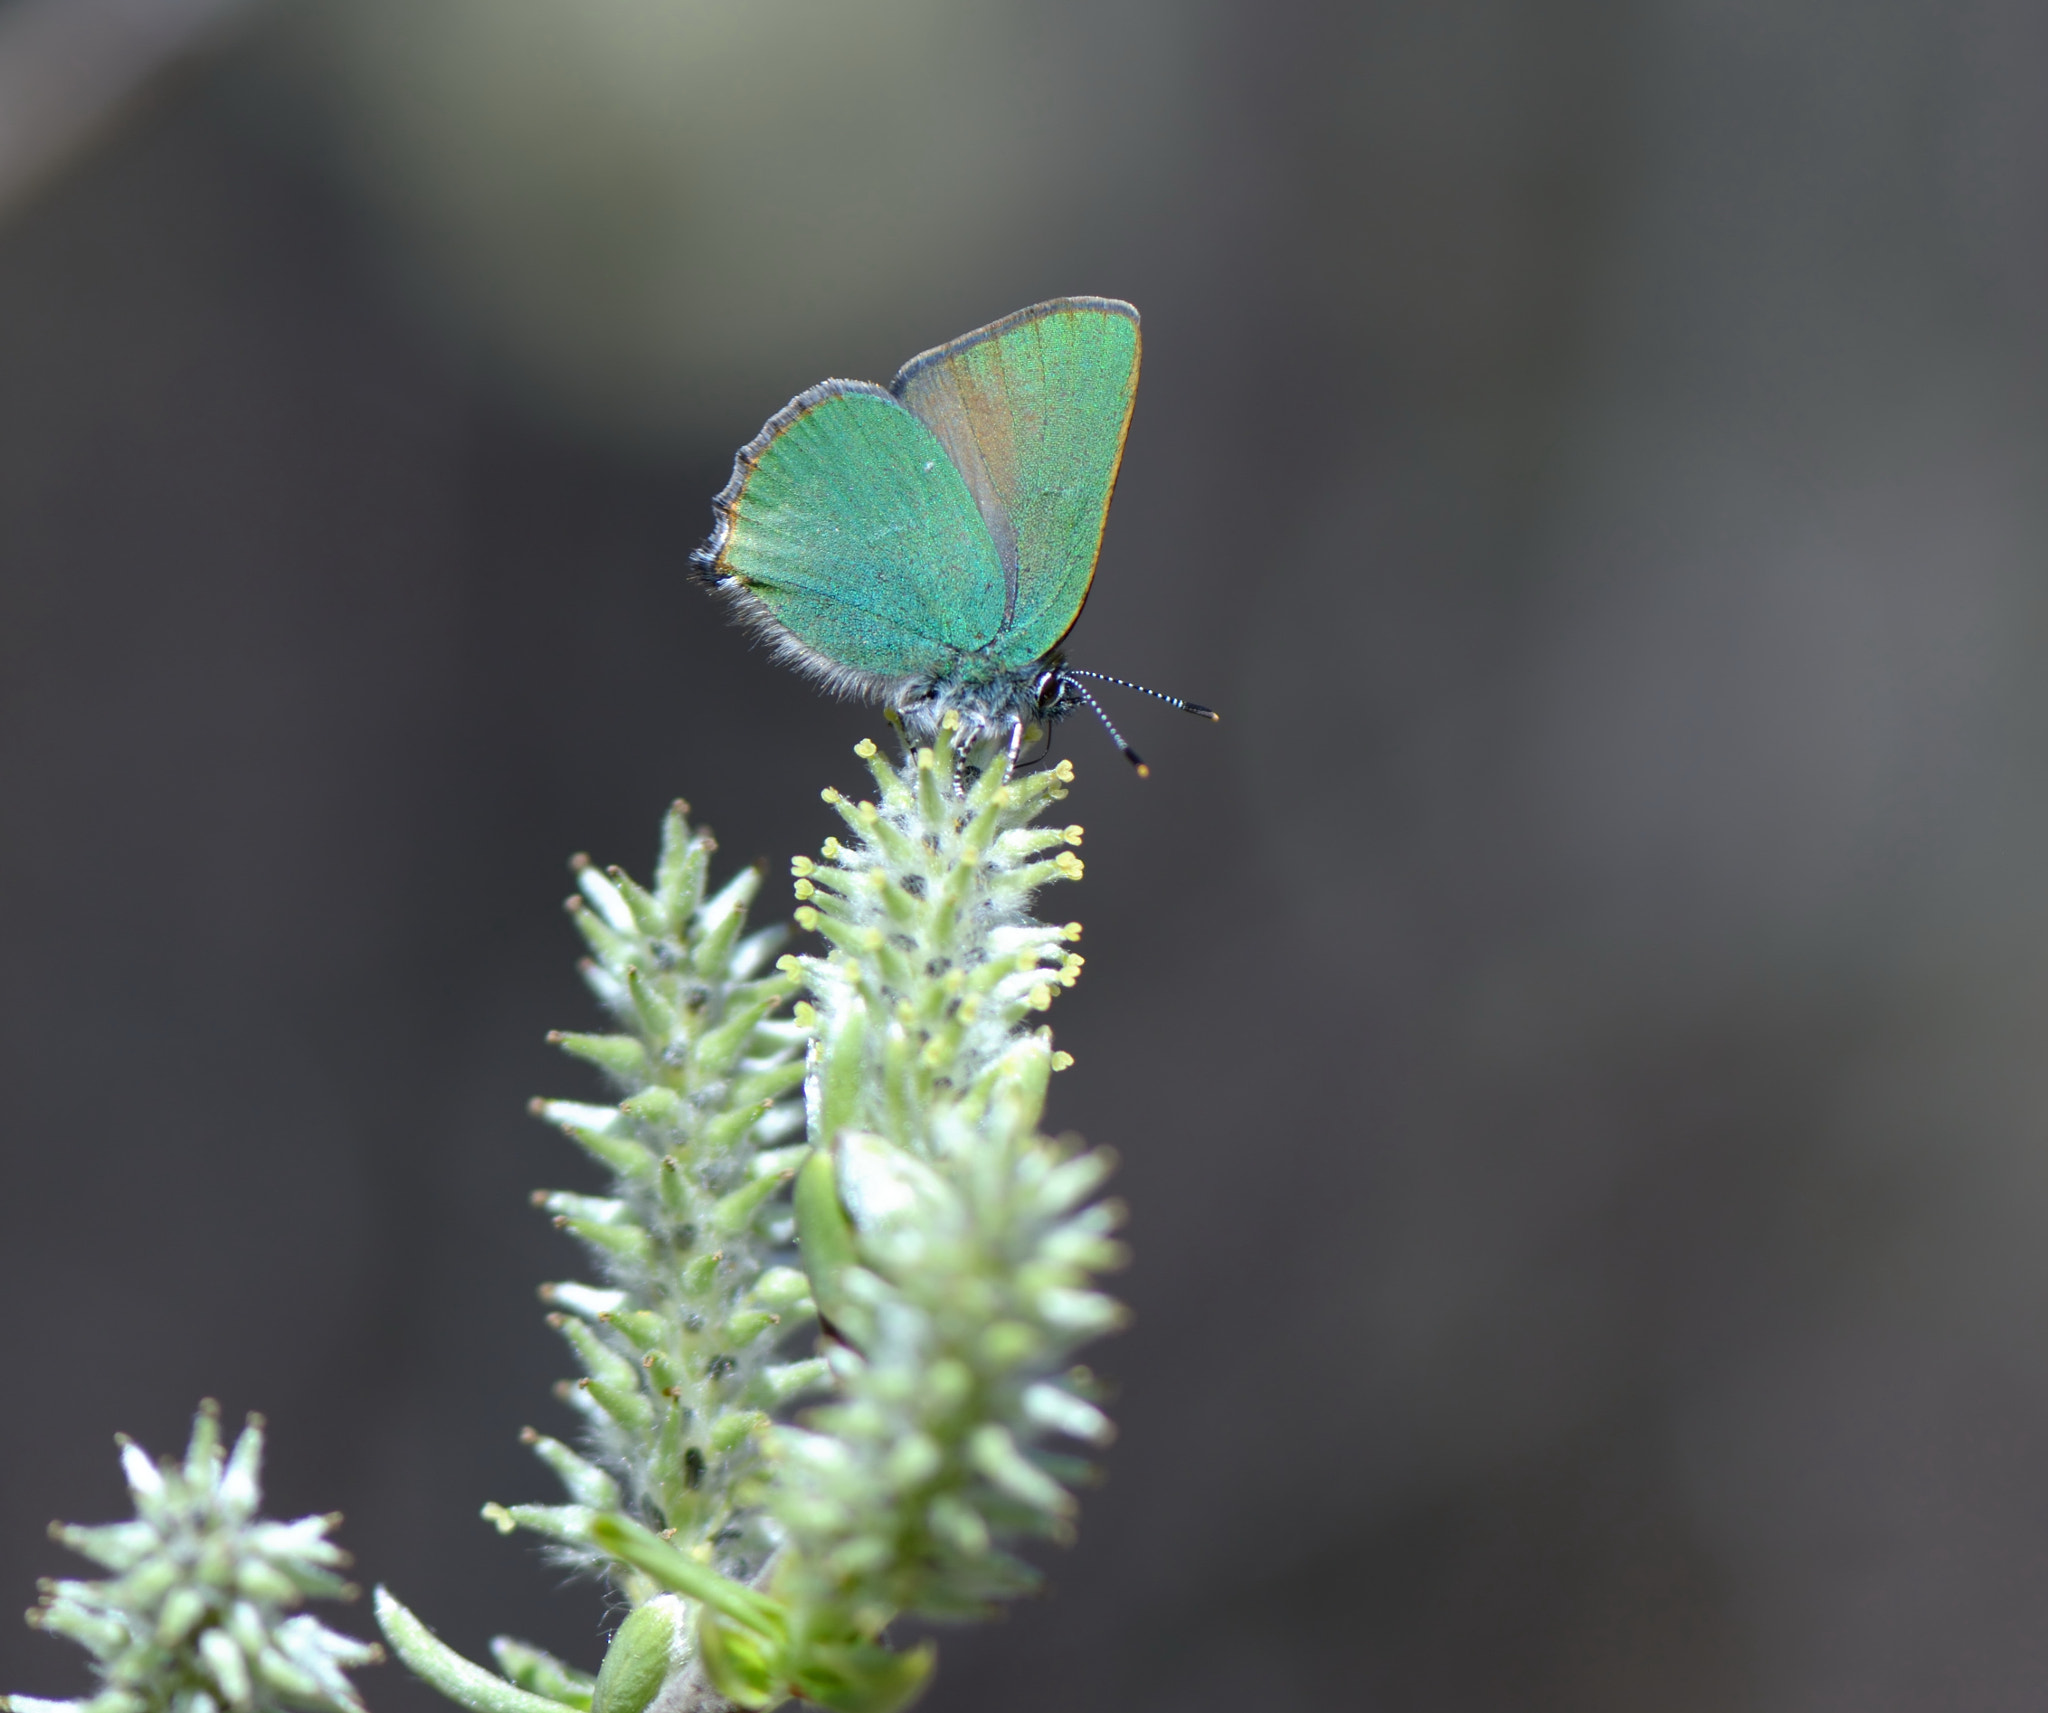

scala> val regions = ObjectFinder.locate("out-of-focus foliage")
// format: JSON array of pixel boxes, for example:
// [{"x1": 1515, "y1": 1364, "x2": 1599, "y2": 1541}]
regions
[
  {"x1": 257, "y1": 0, "x2": 1207, "y2": 444},
  {"x1": 4, "y1": 1405, "x2": 378, "y2": 1713}
]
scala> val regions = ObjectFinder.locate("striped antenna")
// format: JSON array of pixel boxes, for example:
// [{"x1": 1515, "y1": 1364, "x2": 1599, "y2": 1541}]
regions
[
  {"x1": 1066, "y1": 677, "x2": 1151, "y2": 777},
  {"x1": 1066, "y1": 669, "x2": 1220, "y2": 722}
]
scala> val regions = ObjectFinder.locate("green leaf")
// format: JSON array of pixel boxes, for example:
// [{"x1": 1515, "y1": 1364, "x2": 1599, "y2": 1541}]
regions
[
  {"x1": 693, "y1": 1609, "x2": 783, "y2": 1712},
  {"x1": 794, "y1": 1147, "x2": 865, "y2": 1344},
  {"x1": 585, "y1": 1516, "x2": 785, "y2": 1642},
  {"x1": 374, "y1": 1590, "x2": 568, "y2": 1713},
  {"x1": 788, "y1": 1638, "x2": 935, "y2": 1713},
  {"x1": 488, "y1": 1639, "x2": 594, "y2": 1711}
]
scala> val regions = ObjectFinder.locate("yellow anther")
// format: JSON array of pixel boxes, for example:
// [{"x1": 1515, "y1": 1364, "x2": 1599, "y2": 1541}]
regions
[
  {"x1": 1054, "y1": 759, "x2": 1076, "y2": 782},
  {"x1": 940, "y1": 709, "x2": 961, "y2": 732},
  {"x1": 821, "y1": 837, "x2": 844, "y2": 858},
  {"x1": 793, "y1": 878, "x2": 815, "y2": 901},
  {"x1": 917, "y1": 748, "x2": 936, "y2": 770},
  {"x1": 792, "y1": 1001, "x2": 818, "y2": 1028},
  {"x1": 1063, "y1": 922, "x2": 1084, "y2": 940},
  {"x1": 1063, "y1": 825, "x2": 1085, "y2": 845},
  {"x1": 1055, "y1": 852, "x2": 1084, "y2": 878},
  {"x1": 821, "y1": 787, "x2": 844, "y2": 804},
  {"x1": 795, "y1": 906, "x2": 821, "y2": 931},
  {"x1": 1028, "y1": 984, "x2": 1055, "y2": 1010},
  {"x1": 1051, "y1": 1051, "x2": 1075, "y2": 1071},
  {"x1": 791, "y1": 855, "x2": 815, "y2": 876},
  {"x1": 854, "y1": 738, "x2": 878, "y2": 759},
  {"x1": 776, "y1": 954, "x2": 800, "y2": 973}
]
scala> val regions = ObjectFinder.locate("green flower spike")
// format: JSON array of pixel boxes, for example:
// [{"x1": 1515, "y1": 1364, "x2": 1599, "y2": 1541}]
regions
[
  {"x1": 382, "y1": 724, "x2": 1127, "y2": 1713},
  {"x1": 734, "y1": 717, "x2": 1125, "y2": 1709},
  {"x1": 504, "y1": 803, "x2": 817, "y2": 1579},
  {"x1": 4, "y1": 1402, "x2": 379, "y2": 1713},
  {"x1": 379, "y1": 802, "x2": 816, "y2": 1713}
]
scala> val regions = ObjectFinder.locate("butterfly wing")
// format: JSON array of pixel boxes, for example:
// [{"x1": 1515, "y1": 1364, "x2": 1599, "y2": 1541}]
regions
[
  {"x1": 891, "y1": 298, "x2": 1140, "y2": 669},
  {"x1": 696, "y1": 379, "x2": 1008, "y2": 689}
]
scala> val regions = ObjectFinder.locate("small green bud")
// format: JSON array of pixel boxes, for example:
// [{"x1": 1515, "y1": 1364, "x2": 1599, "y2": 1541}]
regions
[
  {"x1": 748, "y1": 1266, "x2": 811, "y2": 1310},
  {"x1": 927, "y1": 1494, "x2": 989, "y2": 1558},
  {"x1": 712, "y1": 1170, "x2": 786, "y2": 1236},
  {"x1": 578, "y1": 1375, "x2": 653, "y2": 1435},
  {"x1": 588, "y1": 1599, "x2": 677, "y2": 1713},
  {"x1": 547, "y1": 1032, "x2": 651, "y2": 1082},
  {"x1": 967, "y1": 1426, "x2": 1072, "y2": 1519},
  {"x1": 761, "y1": 1358, "x2": 830, "y2": 1405},
  {"x1": 618, "y1": 1086, "x2": 684, "y2": 1128},
  {"x1": 556, "y1": 1219, "x2": 656, "y2": 1267},
  {"x1": 883, "y1": 1434, "x2": 941, "y2": 1490},
  {"x1": 709, "y1": 1412, "x2": 767, "y2": 1454},
  {"x1": 655, "y1": 1156, "x2": 690, "y2": 1219},
  {"x1": 535, "y1": 1109, "x2": 657, "y2": 1179},
  {"x1": 1020, "y1": 1383, "x2": 1114, "y2": 1446},
  {"x1": 154, "y1": 1587, "x2": 211, "y2": 1647},
  {"x1": 538, "y1": 1282, "x2": 626, "y2": 1320},
  {"x1": 978, "y1": 1320, "x2": 1040, "y2": 1368},
  {"x1": 604, "y1": 867, "x2": 667, "y2": 939},
  {"x1": 652, "y1": 806, "x2": 708, "y2": 919},
  {"x1": 518, "y1": 1431, "x2": 621, "y2": 1510},
  {"x1": 198, "y1": 1628, "x2": 253, "y2": 1709},
  {"x1": 702, "y1": 1098, "x2": 775, "y2": 1154},
  {"x1": 623, "y1": 967, "x2": 679, "y2": 1041},
  {"x1": 599, "y1": 1311, "x2": 664, "y2": 1352},
  {"x1": 724, "y1": 1311, "x2": 780, "y2": 1349}
]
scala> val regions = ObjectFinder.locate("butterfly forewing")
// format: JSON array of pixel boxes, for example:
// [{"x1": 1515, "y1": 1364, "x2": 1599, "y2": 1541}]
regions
[
  {"x1": 703, "y1": 380, "x2": 1007, "y2": 681},
  {"x1": 892, "y1": 298, "x2": 1140, "y2": 669}
]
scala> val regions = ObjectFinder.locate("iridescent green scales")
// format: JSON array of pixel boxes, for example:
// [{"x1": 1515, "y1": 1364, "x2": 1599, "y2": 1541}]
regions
[{"x1": 694, "y1": 299, "x2": 1141, "y2": 744}]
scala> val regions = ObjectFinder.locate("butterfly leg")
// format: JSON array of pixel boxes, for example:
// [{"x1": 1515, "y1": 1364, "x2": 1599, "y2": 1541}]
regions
[{"x1": 1004, "y1": 715, "x2": 1026, "y2": 782}]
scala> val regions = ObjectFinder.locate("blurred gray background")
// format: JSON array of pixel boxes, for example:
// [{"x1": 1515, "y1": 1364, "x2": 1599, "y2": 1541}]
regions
[{"x1": 4, "y1": 1, "x2": 2048, "y2": 1707}]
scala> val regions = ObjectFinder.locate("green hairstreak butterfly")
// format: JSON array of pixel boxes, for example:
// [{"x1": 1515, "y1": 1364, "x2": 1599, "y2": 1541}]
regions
[{"x1": 694, "y1": 297, "x2": 1215, "y2": 772}]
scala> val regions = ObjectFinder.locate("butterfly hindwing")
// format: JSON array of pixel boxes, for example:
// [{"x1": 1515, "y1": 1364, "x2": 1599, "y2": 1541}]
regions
[
  {"x1": 891, "y1": 299, "x2": 1140, "y2": 670},
  {"x1": 699, "y1": 380, "x2": 1007, "y2": 684}
]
